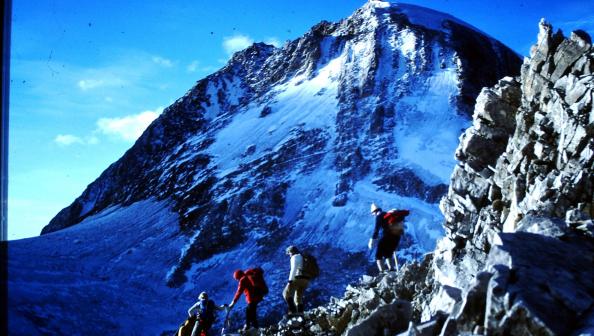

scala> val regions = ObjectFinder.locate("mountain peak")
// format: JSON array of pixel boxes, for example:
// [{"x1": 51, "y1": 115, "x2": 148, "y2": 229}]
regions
[
  {"x1": 15, "y1": 4, "x2": 522, "y2": 334},
  {"x1": 352, "y1": 1, "x2": 489, "y2": 38},
  {"x1": 362, "y1": 0, "x2": 391, "y2": 11}
]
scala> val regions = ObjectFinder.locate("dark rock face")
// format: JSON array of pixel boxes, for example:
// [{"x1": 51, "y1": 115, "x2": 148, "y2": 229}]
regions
[
  {"x1": 373, "y1": 168, "x2": 448, "y2": 203},
  {"x1": 447, "y1": 21, "x2": 523, "y2": 115},
  {"x1": 484, "y1": 232, "x2": 594, "y2": 335},
  {"x1": 346, "y1": 300, "x2": 411, "y2": 336}
]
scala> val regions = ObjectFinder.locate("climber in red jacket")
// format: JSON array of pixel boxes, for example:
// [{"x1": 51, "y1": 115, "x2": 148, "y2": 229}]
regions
[{"x1": 229, "y1": 269, "x2": 264, "y2": 332}]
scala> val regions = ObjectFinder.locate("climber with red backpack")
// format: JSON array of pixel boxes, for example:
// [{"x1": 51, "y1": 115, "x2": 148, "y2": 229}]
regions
[
  {"x1": 228, "y1": 267, "x2": 268, "y2": 332},
  {"x1": 368, "y1": 203, "x2": 409, "y2": 272},
  {"x1": 283, "y1": 245, "x2": 319, "y2": 316}
]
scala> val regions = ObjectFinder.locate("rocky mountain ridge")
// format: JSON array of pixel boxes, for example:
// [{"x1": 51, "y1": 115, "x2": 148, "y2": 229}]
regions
[
  {"x1": 8, "y1": 2, "x2": 524, "y2": 335},
  {"x1": 36, "y1": 1, "x2": 521, "y2": 309},
  {"x1": 428, "y1": 19, "x2": 594, "y2": 335}
]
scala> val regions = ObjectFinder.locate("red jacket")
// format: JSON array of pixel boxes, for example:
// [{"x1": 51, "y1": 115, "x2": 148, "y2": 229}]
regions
[{"x1": 232, "y1": 276, "x2": 262, "y2": 304}]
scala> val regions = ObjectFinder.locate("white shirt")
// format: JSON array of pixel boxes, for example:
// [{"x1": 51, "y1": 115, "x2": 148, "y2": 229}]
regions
[{"x1": 288, "y1": 253, "x2": 304, "y2": 281}]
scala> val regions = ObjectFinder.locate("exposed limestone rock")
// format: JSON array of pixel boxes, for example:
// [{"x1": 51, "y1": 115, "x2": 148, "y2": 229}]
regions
[
  {"x1": 423, "y1": 20, "x2": 594, "y2": 336},
  {"x1": 515, "y1": 214, "x2": 568, "y2": 237},
  {"x1": 550, "y1": 31, "x2": 592, "y2": 82},
  {"x1": 261, "y1": 256, "x2": 433, "y2": 336},
  {"x1": 426, "y1": 285, "x2": 461, "y2": 322},
  {"x1": 345, "y1": 300, "x2": 411, "y2": 336},
  {"x1": 484, "y1": 232, "x2": 594, "y2": 335}
]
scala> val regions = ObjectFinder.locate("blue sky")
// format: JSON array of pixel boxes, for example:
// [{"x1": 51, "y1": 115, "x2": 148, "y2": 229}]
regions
[{"x1": 8, "y1": 0, "x2": 594, "y2": 240}]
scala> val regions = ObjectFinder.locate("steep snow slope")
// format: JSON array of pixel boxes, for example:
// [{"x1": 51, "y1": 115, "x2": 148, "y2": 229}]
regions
[
  {"x1": 8, "y1": 200, "x2": 187, "y2": 335},
  {"x1": 9, "y1": 2, "x2": 521, "y2": 334}
]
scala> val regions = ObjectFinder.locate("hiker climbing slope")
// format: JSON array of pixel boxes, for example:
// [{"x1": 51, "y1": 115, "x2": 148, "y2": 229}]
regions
[
  {"x1": 283, "y1": 245, "x2": 319, "y2": 315},
  {"x1": 368, "y1": 203, "x2": 409, "y2": 272},
  {"x1": 186, "y1": 292, "x2": 226, "y2": 336},
  {"x1": 228, "y1": 268, "x2": 268, "y2": 332}
]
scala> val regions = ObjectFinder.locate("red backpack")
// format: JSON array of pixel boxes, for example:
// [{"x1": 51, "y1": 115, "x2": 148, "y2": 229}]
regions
[
  {"x1": 383, "y1": 209, "x2": 409, "y2": 236},
  {"x1": 245, "y1": 267, "x2": 269, "y2": 298}
]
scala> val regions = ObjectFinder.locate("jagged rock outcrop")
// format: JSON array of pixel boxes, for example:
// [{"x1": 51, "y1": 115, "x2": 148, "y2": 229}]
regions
[
  {"x1": 261, "y1": 256, "x2": 432, "y2": 336},
  {"x1": 419, "y1": 20, "x2": 594, "y2": 335}
]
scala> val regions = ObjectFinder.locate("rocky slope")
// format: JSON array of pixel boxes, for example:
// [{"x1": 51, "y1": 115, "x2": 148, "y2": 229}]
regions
[
  {"x1": 430, "y1": 19, "x2": 594, "y2": 335},
  {"x1": 7, "y1": 2, "x2": 522, "y2": 335},
  {"x1": 266, "y1": 20, "x2": 594, "y2": 336},
  {"x1": 260, "y1": 260, "x2": 433, "y2": 336}
]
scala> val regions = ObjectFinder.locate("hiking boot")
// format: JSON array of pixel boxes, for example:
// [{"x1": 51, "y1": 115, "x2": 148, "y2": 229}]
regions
[
  {"x1": 243, "y1": 327, "x2": 258, "y2": 336},
  {"x1": 287, "y1": 301, "x2": 297, "y2": 315},
  {"x1": 281, "y1": 314, "x2": 291, "y2": 324}
]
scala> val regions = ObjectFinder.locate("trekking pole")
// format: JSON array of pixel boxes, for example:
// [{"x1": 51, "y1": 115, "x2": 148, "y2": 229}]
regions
[
  {"x1": 368, "y1": 238, "x2": 376, "y2": 263},
  {"x1": 221, "y1": 306, "x2": 231, "y2": 336},
  {"x1": 393, "y1": 252, "x2": 399, "y2": 272}
]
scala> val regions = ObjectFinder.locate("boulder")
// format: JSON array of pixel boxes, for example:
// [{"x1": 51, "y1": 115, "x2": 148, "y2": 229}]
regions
[
  {"x1": 515, "y1": 214, "x2": 568, "y2": 238},
  {"x1": 484, "y1": 232, "x2": 594, "y2": 335},
  {"x1": 346, "y1": 300, "x2": 412, "y2": 336}
]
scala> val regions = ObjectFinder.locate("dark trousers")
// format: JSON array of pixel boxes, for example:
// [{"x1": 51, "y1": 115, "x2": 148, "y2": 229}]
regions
[
  {"x1": 375, "y1": 234, "x2": 401, "y2": 260},
  {"x1": 246, "y1": 302, "x2": 259, "y2": 329},
  {"x1": 190, "y1": 318, "x2": 212, "y2": 336}
]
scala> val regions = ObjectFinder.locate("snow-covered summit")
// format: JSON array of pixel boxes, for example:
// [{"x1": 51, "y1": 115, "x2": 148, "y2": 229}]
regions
[
  {"x1": 349, "y1": 1, "x2": 490, "y2": 37},
  {"x1": 10, "y1": 2, "x2": 521, "y2": 334}
]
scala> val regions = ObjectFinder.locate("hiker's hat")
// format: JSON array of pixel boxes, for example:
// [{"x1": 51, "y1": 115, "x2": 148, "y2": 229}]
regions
[
  {"x1": 233, "y1": 270, "x2": 244, "y2": 280},
  {"x1": 286, "y1": 245, "x2": 299, "y2": 255},
  {"x1": 370, "y1": 203, "x2": 381, "y2": 214}
]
